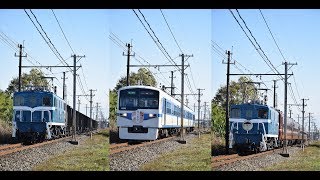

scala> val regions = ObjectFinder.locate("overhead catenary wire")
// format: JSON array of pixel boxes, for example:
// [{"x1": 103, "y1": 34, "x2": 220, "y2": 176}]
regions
[
  {"x1": 24, "y1": 9, "x2": 72, "y2": 72},
  {"x1": 160, "y1": 9, "x2": 183, "y2": 54},
  {"x1": 132, "y1": 9, "x2": 181, "y2": 73},
  {"x1": 51, "y1": 9, "x2": 75, "y2": 55},
  {"x1": 229, "y1": 9, "x2": 283, "y2": 82},
  {"x1": 109, "y1": 32, "x2": 172, "y2": 89}
]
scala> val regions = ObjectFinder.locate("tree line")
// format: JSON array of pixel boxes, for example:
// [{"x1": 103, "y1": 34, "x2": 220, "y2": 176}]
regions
[{"x1": 211, "y1": 76, "x2": 258, "y2": 137}]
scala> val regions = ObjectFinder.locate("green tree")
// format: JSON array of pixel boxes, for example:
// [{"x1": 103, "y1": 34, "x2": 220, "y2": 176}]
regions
[
  {"x1": 114, "y1": 68, "x2": 157, "y2": 91},
  {"x1": 211, "y1": 99, "x2": 225, "y2": 137},
  {"x1": 212, "y1": 76, "x2": 257, "y2": 136},
  {"x1": 213, "y1": 76, "x2": 257, "y2": 110},
  {"x1": 0, "y1": 90, "x2": 13, "y2": 125},
  {"x1": 108, "y1": 68, "x2": 157, "y2": 129},
  {"x1": 108, "y1": 89, "x2": 118, "y2": 130},
  {"x1": 6, "y1": 68, "x2": 49, "y2": 96}
]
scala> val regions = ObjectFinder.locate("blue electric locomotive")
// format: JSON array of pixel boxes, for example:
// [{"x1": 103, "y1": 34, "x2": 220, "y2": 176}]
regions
[
  {"x1": 229, "y1": 101, "x2": 280, "y2": 153},
  {"x1": 12, "y1": 87, "x2": 66, "y2": 143}
]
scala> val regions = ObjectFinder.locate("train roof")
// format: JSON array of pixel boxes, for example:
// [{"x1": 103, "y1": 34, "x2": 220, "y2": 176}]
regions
[
  {"x1": 14, "y1": 90, "x2": 64, "y2": 100},
  {"x1": 118, "y1": 85, "x2": 160, "y2": 92},
  {"x1": 231, "y1": 102, "x2": 275, "y2": 110}
]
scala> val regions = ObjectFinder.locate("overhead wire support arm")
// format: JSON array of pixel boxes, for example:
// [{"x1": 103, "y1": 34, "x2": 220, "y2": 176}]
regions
[
  {"x1": 229, "y1": 73, "x2": 293, "y2": 76},
  {"x1": 22, "y1": 65, "x2": 81, "y2": 68},
  {"x1": 129, "y1": 64, "x2": 190, "y2": 68}
]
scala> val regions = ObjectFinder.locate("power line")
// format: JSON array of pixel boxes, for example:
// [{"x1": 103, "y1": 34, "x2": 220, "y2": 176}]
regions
[
  {"x1": 229, "y1": 9, "x2": 283, "y2": 81},
  {"x1": 25, "y1": 9, "x2": 72, "y2": 72},
  {"x1": 259, "y1": 9, "x2": 286, "y2": 62},
  {"x1": 51, "y1": 9, "x2": 75, "y2": 54},
  {"x1": 109, "y1": 32, "x2": 172, "y2": 87},
  {"x1": 132, "y1": 9, "x2": 180, "y2": 72},
  {"x1": 160, "y1": 9, "x2": 183, "y2": 53}
]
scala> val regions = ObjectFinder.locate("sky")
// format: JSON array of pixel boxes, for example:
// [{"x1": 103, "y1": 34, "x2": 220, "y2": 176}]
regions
[
  {"x1": 109, "y1": 9, "x2": 212, "y2": 121},
  {"x1": 0, "y1": 9, "x2": 110, "y2": 120},
  {"x1": 212, "y1": 9, "x2": 320, "y2": 130}
]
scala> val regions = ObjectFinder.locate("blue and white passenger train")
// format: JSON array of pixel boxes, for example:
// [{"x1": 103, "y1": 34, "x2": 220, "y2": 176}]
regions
[
  {"x1": 117, "y1": 85, "x2": 195, "y2": 140},
  {"x1": 12, "y1": 86, "x2": 66, "y2": 143}
]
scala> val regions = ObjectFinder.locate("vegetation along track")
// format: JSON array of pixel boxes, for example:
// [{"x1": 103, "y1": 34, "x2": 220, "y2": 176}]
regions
[{"x1": 110, "y1": 136, "x2": 175, "y2": 155}]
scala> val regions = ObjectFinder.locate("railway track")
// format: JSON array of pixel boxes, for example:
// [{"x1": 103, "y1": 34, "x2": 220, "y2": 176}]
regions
[
  {"x1": 0, "y1": 136, "x2": 71, "y2": 157},
  {"x1": 110, "y1": 136, "x2": 175, "y2": 155},
  {"x1": 212, "y1": 149, "x2": 280, "y2": 169}
]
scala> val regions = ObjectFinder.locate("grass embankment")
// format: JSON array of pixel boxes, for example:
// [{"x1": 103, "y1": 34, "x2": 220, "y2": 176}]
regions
[
  {"x1": 264, "y1": 141, "x2": 320, "y2": 171},
  {"x1": 34, "y1": 128, "x2": 109, "y2": 171},
  {"x1": 140, "y1": 133, "x2": 211, "y2": 171}
]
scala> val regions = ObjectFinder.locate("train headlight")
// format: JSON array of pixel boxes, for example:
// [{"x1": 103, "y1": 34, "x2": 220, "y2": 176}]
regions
[
  {"x1": 120, "y1": 113, "x2": 127, "y2": 117},
  {"x1": 16, "y1": 114, "x2": 20, "y2": 120},
  {"x1": 149, "y1": 114, "x2": 156, "y2": 118}
]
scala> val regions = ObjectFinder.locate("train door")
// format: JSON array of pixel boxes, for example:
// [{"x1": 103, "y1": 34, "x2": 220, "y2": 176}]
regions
[{"x1": 163, "y1": 98, "x2": 166, "y2": 125}]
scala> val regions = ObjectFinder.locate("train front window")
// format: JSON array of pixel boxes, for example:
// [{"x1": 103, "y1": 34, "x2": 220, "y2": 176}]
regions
[
  {"x1": 43, "y1": 96, "x2": 51, "y2": 106},
  {"x1": 119, "y1": 88, "x2": 159, "y2": 110},
  {"x1": 258, "y1": 109, "x2": 268, "y2": 119},
  {"x1": 230, "y1": 108, "x2": 240, "y2": 118},
  {"x1": 14, "y1": 95, "x2": 24, "y2": 106},
  {"x1": 139, "y1": 90, "x2": 159, "y2": 109},
  {"x1": 245, "y1": 109, "x2": 252, "y2": 119}
]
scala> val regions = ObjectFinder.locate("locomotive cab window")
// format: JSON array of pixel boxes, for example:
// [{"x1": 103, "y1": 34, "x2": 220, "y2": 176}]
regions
[
  {"x1": 43, "y1": 96, "x2": 51, "y2": 106},
  {"x1": 258, "y1": 109, "x2": 268, "y2": 119},
  {"x1": 14, "y1": 95, "x2": 24, "y2": 106},
  {"x1": 245, "y1": 109, "x2": 252, "y2": 119},
  {"x1": 230, "y1": 108, "x2": 241, "y2": 118}
]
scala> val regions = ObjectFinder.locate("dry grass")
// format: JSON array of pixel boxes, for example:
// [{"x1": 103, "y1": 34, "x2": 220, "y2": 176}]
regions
[
  {"x1": 34, "y1": 129, "x2": 109, "y2": 171},
  {"x1": 264, "y1": 141, "x2": 320, "y2": 171},
  {"x1": 140, "y1": 133, "x2": 211, "y2": 171},
  {"x1": 0, "y1": 121, "x2": 12, "y2": 144}
]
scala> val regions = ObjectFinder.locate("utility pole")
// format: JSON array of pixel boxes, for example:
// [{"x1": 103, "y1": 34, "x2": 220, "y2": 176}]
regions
[
  {"x1": 223, "y1": 50, "x2": 234, "y2": 154},
  {"x1": 197, "y1": 88, "x2": 205, "y2": 132},
  {"x1": 123, "y1": 43, "x2": 135, "y2": 86},
  {"x1": 62, "y1": 72, "x2": 68, "y2": 100},
  {"x1": 71, "y1": 54, "x2": 85, "y2": 144},
  {"x1": 178, "y1": 53, "x2": 193, "y2": 144},
  {"x1": 281, "y1": 61, "x2": 297, "y2": 157},
  {"x1": 77, "y1": 97, "x2": 80, "y2": 111},
  {"x1": 169, "y1": 71, "x2": 176, "y2": 96},
  {"x1": 308, "y1": 112, "x2": 313, "y2": 142},
  {"x1": 289, "y1": 106, "x2": 292, "y2": 118},
  {"x1": 185, "y1": 95, "x2": 189, "y2": 107},
  {"x1": 272, "y1": 80, "x2": 278, "y2": 108},
  {"x1": 297, "y1": 114, "x2": 300, "y2": 139},
  {"x1": 86, "y1": 104, "x2": 88, "y2": 116},
  {"x1": 96, "y1": 102, "x2": 101, "y2": 121},
  {"x1": 89, "y1": 89, "x2": 97, "y2": 130},
  {"x1": 301, "y1": 98, "x2": 308, "y2": 146},
  {"x1": 15, "y1": 44, "x2": 27, "y2": 92},
  {"x1": 203, "y1": 101, "x2": 209, "y2": 129}
]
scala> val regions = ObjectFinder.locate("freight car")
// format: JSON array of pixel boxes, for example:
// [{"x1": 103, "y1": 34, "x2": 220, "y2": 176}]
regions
[
  {"x1": 228, "y1": 100, "x2": 305, "y2": 153},
  {"x1": 117, "y1": 85, "x2": 195, "y2": 140}
]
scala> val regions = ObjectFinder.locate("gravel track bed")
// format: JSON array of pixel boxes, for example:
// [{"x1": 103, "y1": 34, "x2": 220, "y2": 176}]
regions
[
  {"x1": 214, "y1": 146, "x2": 302, "y2": 171},
  {"x1": 110, "y1": 133, "x2": 197, "y2": 171},
  {"x1": 0, "y1": 135, "x2": 90, "y2": 171}
]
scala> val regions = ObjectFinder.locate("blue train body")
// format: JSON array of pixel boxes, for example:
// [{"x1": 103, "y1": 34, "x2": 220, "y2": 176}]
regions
[
  {"x1": 229, "y1": 102, "x2": 280, "y2": 152},
  {"x1": 12, "y1": 88, "x2": 66, "y2": 143}
]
